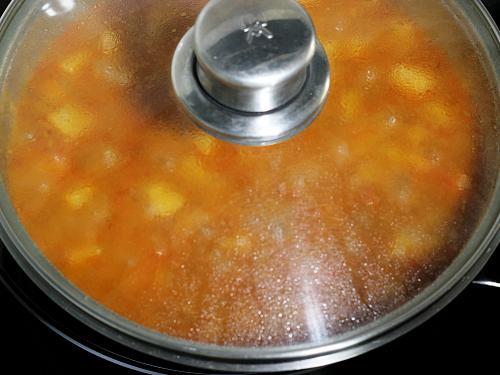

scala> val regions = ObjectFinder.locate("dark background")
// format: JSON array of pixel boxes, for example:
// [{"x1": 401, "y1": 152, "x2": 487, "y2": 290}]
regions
[{"x1": 1, "y1": 1, "x2": 499, "y2": 374}]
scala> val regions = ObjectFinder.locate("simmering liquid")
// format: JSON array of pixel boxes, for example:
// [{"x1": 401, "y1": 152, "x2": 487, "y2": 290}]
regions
[{"x1": 6, "y1": 0, "x2": 480, "y2": 346}]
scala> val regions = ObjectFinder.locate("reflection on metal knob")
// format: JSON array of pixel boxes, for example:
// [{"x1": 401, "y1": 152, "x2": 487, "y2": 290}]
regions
[{"x1": 172, "y1": 0, "x2": 330, "y2": 146}]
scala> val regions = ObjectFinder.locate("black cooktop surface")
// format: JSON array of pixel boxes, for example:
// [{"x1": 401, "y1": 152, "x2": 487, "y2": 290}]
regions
[{"x1": 1, "y1": 1, "x2": 499, "y2": 374}]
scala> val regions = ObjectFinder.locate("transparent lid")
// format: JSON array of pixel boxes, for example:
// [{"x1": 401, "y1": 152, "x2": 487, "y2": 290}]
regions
[{"x1": 0, "y1": 0, "x2": 498, "y2": 357}]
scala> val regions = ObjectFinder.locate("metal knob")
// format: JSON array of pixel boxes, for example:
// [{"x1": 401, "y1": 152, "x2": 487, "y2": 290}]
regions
[
  {"x1": 172, "y1": 0, "x2": 330, "y2": 146},
  {"x1": 195, "y1": 0, "x2": 315, "y2": 113}
]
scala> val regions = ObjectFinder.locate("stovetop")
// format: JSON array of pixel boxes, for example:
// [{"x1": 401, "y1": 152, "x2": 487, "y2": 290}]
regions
[{"x1": 1, "y1": 1, "x2": 499, "y2": 374}]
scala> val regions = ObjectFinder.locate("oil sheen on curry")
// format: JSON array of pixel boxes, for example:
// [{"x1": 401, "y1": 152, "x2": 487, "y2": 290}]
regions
[{"x1": 6, "y1": 0, "x2": 480, "y2": 346}]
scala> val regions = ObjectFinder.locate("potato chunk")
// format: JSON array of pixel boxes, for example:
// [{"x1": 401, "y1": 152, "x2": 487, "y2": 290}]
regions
[
  {"x1": 339, "y1": 91, "x2": 361, "y2": 121},
  {"x1": 425, "y1": 102, "x2": 452, "y2": 128},
  {"x1": 391, "y1": 64, "x2": 435, "y2": 97},
  {"x1": 146, "y1": 183, "x2": 185, "y2": 218},
  {"x1": 60, "y1": 51, "x2": 88, "y2": 74},
  {"x1": 49, "y1": 105, "x2": 93, "y2": 139},
  {"x1": 66, "y1": 186, "x2": 93, "y2": 209},
  {"x1": 180, "y1": 156, "x2": 213, "y2": 185},
  {"x1": 388, "y1": 20, "x2": 416, "y2": 51},
  {"x1": 193, "y1": 133, "x2": 216, "y2": 155},
  {"x1": 67, "y1": 246, "x2": 102, "y2": 265},
  {"x1": 343, "y1": 37, "x2": 370, "y2": 58},
  {"x1": 392, "y1": 228, "x2": 432, "y2": 260},
  {"x1": 392, "y1": 230, "x2": 418, "y2": 257}
]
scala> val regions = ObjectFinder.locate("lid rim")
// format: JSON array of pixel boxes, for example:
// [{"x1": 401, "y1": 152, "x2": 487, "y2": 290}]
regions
[{"x1": 0, "y1": 0, "x2": 499, "y2": 372}]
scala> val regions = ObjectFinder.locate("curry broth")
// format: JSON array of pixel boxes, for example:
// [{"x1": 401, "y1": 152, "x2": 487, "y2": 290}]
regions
[{"x1": 6, "y1": 0, "x2": 479, "y2": 346}]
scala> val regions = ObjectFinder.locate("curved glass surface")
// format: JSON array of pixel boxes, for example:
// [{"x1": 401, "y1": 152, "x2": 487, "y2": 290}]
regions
[{"x1": 0, "y1": 0, "x2": 498, "y2": 370}]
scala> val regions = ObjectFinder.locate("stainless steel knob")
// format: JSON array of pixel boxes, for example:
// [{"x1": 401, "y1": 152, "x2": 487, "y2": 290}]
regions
[
  {"x1": 195, "y1": 0, "x2": 315, "y2": 113},
  {"x1": 172, "y1": 0, "x2": 330, "y2": 146}
]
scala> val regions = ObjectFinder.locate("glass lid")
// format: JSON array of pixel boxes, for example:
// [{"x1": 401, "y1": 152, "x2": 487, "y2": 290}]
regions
[{"x1": 0, "y1": 0, "x2": 498, "y2": 357}]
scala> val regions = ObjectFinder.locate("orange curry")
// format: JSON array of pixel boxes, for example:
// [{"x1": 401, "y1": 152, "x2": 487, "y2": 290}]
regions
[{"x1": 6, "y1": 0, "x2": 478, "y2": 346}]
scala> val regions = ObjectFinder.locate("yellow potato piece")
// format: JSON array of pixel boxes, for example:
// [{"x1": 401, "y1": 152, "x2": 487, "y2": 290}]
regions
[
  {"x1": 60, "y1": 51, "x2": 88, "y2": 74},
  {"x1": 330, "y1": 37, "x2": 370, "y2": 59},
  {"x1": 392, "y1": 231, "x2": 417, "y2": 257},
  {"x1": 425, "y1": 102, "x2": 451, "y2": 127},
  {"x1": 391, "y1": 64, "x2": 435, "y2": 96},
  {"x1": 193, "y1": 133, "x2": 216, "y2": 155},
  {"x1": 340, "y1": 91, "x2": 361, "y2": 121},
  {"x1": 389, "y1": 20, "x2": 416, "y2": 49},
  {"x1": 323, "y1": 40, "x2": 336, "y2": 58},
  {"x1": 66, "y1": 186, "x2": 93, "y2": 209},
  {"x1": 49, "y1": 105, "x2": 93, "y2": 139},
  {"x1": 344, "y1": 37, "x2": 369, "y2": 58},
  {"x1": 68, "y1": 246, "x2": 102, "y2": 265},
  {"x1": 392, "y1": 228, "x2": 434, "y2": 259},
  {"x1": 146, "y1": 183, "x2": 185, "y2": 218},
  {"x1": 180, "y1": 156, "x2": 212, "y2": 185}
]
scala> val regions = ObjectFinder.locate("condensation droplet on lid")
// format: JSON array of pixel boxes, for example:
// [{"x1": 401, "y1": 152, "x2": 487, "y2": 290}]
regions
[
  {"x1": 103, "y1": 149, "x2": 118, "y2": 168},
  {"x1": 53, "y1": 153, "x2": 66, "y2": 165},
  {"x1": 388, "y1": 116, "x2": 397, "y2": 127},
  {"x1": 366, "y1": 69, "x2": 375, "y2": 82},
  {"x1": 39, "y1": 183, "x2": 50, "y2": 193},
  {"x1": 398, "y1": 187, "x2": 411, "y2": 205},
  {"x1": 94, "y1": 61, "x2": 131, "y2": 86},
  {"x1": 335, "y1": 142, "x2": 350, "y2": 165},
  {"x1": 155, "y1": 249, "x2": 166, "y2": 257}
]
